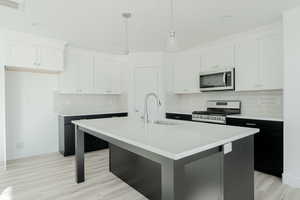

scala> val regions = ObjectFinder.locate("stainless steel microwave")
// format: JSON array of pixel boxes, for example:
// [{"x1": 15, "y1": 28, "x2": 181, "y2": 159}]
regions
[{"x1": 199, "y1": 67, "x2": 235, "y2": 92}]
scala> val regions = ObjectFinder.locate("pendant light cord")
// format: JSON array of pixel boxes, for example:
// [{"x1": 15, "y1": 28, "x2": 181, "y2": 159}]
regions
[
  {"x1": 125, "y1": 18, "x2": 129, "y2": 53},
  {"x1": 122, "y1": 12, "x2": 131, "y2": 54},
  {"x1": 170, "y1": 0, "x2": 174, "y2": 31}
]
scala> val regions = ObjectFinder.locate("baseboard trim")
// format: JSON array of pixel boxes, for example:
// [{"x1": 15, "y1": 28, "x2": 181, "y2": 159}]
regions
[{"x1": 283, "y1": 172, "x2": 300, "y2": 188}]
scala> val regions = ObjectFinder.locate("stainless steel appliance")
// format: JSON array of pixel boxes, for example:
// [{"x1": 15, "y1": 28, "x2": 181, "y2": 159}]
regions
[
  {"x1": 200, "y1": 67, "x2": 235, "y2": 92},
  {"x1": 192, "y1": 100, "x2": 241, "y2": 124}
]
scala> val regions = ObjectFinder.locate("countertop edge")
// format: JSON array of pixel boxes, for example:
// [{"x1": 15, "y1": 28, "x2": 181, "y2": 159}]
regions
[
  {"x1": 166, "y1": 112, "x2": 283, "y2": 122},
  {"x1": 72, "y1": 120, "x2": 259, "y2": 160},
  {"x1": 58, "y1": 111, "x2": 128, "y2": 117}
]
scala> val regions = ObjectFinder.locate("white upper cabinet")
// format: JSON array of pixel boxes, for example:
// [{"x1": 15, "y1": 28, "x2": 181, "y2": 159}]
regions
[
  {"x1": 77, "y1": 51, "x2": 94, "y2": 93},
  {"x1": 258, "y1": 34, "x2": 283, "y2": 90},
  {"x1": 39, "y1": 46, "x2": 65, "y2": 71},
  {"x1": 59, "y1": 51, "x2": 79, "y2": 93},
  {"x1": 173, "y1": 53, "x2": 201, "y2": 93},
  {"x1": 59, "y1": 48, "x2": 122, "y2": 95},
  {"x1": 60, "y1": 48, "x2": 93, "y2": 94},
  {"x1": 94, "y1": 54, "x2": 121, "y2": 94},
  {"x1": 235, "y1": 37, "x2": 261, "y2": 91},
  {"x1": 109, "y1": 61, "x2": 122, "y2": 93},
  {"x1": 5, "y1": 41, "x2": 38, "y2": 69},
  {"x1": 59, "y1": 49, "x2": 79, "y2": 93},
  {"x1": 235, "y1": 32, "x2": 283, "y2": 91},
  {"x1": 2, "y1": 30, "x2": 66, "y2": 72},
  {"x1": 201, "y1": 44, "x2": 235, "y2": 72}
]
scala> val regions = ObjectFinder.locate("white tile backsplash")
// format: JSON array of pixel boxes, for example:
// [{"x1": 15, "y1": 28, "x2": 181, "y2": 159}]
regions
[
  {"x1": 54, "y1": 93, "x2": 128, "y2": 115},
  {"x1": 165, "y1": 90, "x2": 283, "y2": 118}
]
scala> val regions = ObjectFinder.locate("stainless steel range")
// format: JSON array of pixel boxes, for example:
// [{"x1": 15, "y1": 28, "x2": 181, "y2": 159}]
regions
[{"x1": 192, "y1": 100, "x2": 241, "y2": 124}]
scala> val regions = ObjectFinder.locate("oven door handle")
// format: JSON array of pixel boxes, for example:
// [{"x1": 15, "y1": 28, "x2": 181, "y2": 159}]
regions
[{"x1": 223, "y1": 73, "x2": 226, "y2": 85}]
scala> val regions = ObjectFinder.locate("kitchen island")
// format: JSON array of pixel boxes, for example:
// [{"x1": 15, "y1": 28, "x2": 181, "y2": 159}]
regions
[{"x1": 72, "y1": 117, "x2": 259, "y2": 200}]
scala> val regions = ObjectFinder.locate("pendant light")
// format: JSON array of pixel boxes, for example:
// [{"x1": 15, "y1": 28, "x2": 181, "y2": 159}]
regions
[
  {"x1": 122, "y1": 12, "x2": 131, "y2": 55},
  {"x1": 166, "y1": 0, "x2": 179, "y2": 52}
]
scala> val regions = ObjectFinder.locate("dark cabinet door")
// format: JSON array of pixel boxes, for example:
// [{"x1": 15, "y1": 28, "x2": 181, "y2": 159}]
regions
[
  {"x1": 60, "y1": 113, "x2": 128, "y2": 156},
  {"x1": 226, "y1": 118, "x2": 283, "y2": 177},
  {"x1": 255, "y1": 127, "x2": 283, "y2": 177}
]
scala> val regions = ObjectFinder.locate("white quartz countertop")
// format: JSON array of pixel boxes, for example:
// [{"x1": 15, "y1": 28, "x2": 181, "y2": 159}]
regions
[
  {"x1": 58, "y1": 111, "x2": 128, "y2": 117},
  {"x1": 227, "y1": 114, "x2": 283, "y2": 122},
  {"x1": 73, "y1": 117, "x2": 259, "y2": 160}
]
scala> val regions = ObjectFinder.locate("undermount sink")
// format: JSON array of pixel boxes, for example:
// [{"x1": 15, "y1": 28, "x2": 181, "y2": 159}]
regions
[{"x1": 153, "y1": 120, "x2": 180, "y2": 126}]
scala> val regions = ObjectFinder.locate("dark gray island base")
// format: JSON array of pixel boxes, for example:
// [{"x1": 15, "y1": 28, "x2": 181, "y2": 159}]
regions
[{"x1": 75, "y1": 124, "x2": 254, "y2": 200}]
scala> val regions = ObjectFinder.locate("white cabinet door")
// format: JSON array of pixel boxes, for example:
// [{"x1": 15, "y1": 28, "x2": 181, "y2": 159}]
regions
[
  {"x1": 110, "y1": 61, "x2": 122, "y2": 93},
  {"x1": 201, "y1": 44, "x2": 235, "y2": 72},
  {"x1": 39, "y1": 46, "x2": 64, "y2": 71},
  {"x1": 235, "y1": 34, "x2": 283, "y2": 91},
  {"x1": 235, "y1": 38, "x2": 261, "y2": 91},
  {"x1": 94, "y1": 56, "x2": 111, "y2": 93},
  {"x1": 59, "y1": 50, "x2": 79, "y2": 93},
  {"x1": 259, "y1": 34, "x2": 283, "y2": 90},
  {"x1": 173, "y1": 53, "x2": 201, "y2": 93},
  {"x1": 94, "y1": 55, "x2": 122, "y2": 94},
  {"x1": 59, "y1": 49, "x2": 93, "y2": 93},
  {"x1": 77, "y1": 51, "x2": 94, "y2": 93},
  {"x1": 6, "y1": 42, "x2": 38, "y2": 69}
]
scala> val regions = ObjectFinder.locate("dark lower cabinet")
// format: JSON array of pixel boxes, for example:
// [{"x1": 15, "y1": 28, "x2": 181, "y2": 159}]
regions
[
  {"x1": 59, "y1": 112, "x2": 128, "y2": 156},
  {"x1": 226, "y1": 117, "x2": 283, "y2": 177}
]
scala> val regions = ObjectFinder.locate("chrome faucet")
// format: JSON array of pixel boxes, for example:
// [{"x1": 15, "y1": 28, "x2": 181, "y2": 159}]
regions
[{"x1": 144, "y1": 92, "x2": 162, "y2": 124}]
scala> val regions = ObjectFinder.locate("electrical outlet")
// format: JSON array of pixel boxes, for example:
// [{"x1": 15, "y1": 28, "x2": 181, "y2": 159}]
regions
[{"x1": 16, "y1": 142, "x2": 24, "y2": 150}]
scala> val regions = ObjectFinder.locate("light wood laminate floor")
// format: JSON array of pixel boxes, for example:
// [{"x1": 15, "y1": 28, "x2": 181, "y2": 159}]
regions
[{"x1": 0, "y1": 150, "x2": 299, "y2": 200}]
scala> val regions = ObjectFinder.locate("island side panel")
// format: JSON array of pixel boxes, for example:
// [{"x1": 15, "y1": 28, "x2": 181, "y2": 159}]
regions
[
  {"x1": 109, "y1": 144, "x2": 162, "y2": 200},
  {"x1": 109, "y1": 143, "x2": 223, "y2": 200},
  {"x1": 223, "y1": 135, "x2": 254, "y2": 200}
]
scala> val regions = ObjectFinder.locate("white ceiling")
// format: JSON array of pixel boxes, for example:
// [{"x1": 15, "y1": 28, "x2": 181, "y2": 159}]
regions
[{"x1": 0, "y1": 0, "x2": 299, "y2": 53}]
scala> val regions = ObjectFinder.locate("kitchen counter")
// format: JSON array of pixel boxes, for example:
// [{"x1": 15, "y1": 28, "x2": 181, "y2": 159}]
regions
[
  {"x1": 72, "y1": 117, "x2": 258, "y2": 160},
  {"x1": 73, "y1": 117, "x2": 258, "y2": 200}
]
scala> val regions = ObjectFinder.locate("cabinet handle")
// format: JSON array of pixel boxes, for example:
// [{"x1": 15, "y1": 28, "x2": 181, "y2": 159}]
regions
[{"x1": 245, "y1": 122, "x2": 257, "y2": 126}]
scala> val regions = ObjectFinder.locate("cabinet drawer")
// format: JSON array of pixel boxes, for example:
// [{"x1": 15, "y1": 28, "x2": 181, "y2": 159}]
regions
[
  {"x1": 166, "y1": 113, "x2": 192, "y2": 121},
  {"x1": 226, "y1": 118, "x2": 283, "y2": 130}
]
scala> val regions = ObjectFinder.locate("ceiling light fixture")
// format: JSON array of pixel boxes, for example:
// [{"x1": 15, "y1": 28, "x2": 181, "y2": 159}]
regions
[
  {"x1": 166, "y1": 0, "x2": 179, "y2": 52},
  {"x1": 122, "y1": 12, "x2": 132, "y2": 55}
]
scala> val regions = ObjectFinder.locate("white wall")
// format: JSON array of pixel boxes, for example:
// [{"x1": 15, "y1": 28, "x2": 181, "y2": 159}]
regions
[
  {"x1": 0, "y1": 65, "x2": 6, "y2": 168},
  {"x1": 283, "y1": 7, "x2": 300, "y2": 188},
  {"x1": 5, "y1": 71, "x2": 59, "y2": 160},
  {"x1": 0, "y1": 33, "x2": 6, "y2": 168}
]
